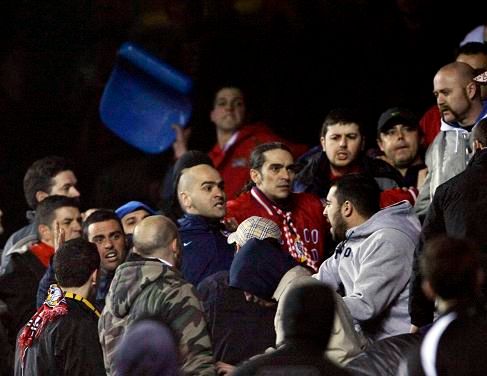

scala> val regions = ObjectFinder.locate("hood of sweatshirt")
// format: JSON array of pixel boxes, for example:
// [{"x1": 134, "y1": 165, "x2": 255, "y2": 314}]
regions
[{"x1": 345, "y1": 201, "x2": 421, "y2": 244}]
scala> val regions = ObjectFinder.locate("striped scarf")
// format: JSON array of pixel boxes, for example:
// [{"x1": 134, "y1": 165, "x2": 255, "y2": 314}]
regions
[{"x1": 250, "y1": 187, "x2": 311, "y2": 268}]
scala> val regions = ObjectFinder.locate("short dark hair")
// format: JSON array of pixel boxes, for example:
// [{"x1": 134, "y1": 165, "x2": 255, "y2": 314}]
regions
[
  {"x1": 35, "y1": 195, "x2": 80, "y2": 229},
  {"x1": 82, "y1": 209, "x2": 124, "y2": 240},
  {"x1": 54, "y1": 238, "x2": 100, "y2": 287},
  {"x1": 473, "y1": 118, "x2": 487, "y2": 147},
  {"x1": 420, "y1": 236, "x2": 481, "y2": 300},
  {"x1": 331, "y1": 174, "x2": 380, "y2": 218},
  {"x1": 320, "y1": 108, "x2": 365, "y2": 138},
  {"x1": 23, "y1": 156, "x2": 75, "y2": 209}
]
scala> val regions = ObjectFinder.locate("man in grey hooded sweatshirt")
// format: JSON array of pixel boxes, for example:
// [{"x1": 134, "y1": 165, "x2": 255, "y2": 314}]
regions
[{"x1": 314, "y1": 174, "x2": 420, "y2": 343}]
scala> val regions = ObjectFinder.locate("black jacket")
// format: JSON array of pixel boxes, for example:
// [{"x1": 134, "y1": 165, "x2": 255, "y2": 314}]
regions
[
  {"x1": 0, "y1": 249, "x2": 46, "y2": 347},
  {"x1": 14, "y1": 297, "x2": 105, "y2": 376},
  {"x1": 197, "y1": 270, "x2": 276, "y2": 365},
  {"x1": 293, "y1": 149, "x2": 405, "y2": 199},
  {"x1": 410, "y1": 148, "x2": 487, "y2": 327}
]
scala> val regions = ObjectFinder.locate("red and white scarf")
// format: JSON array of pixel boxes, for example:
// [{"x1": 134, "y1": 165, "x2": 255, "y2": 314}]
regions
[
  {"x1": 18, "y1": 284, "x2": 68, "y2": 365},
  {"x1": 250, "y1": 187, "x2": 311, "y2": 268}
]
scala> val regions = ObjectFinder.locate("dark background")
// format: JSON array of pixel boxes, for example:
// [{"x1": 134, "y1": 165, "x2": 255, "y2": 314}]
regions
[{"x1": 0, "y1": 0, "x2": 483, "y2": 243}]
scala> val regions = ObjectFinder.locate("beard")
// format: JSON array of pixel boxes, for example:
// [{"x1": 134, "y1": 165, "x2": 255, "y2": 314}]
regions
[{"x1": 331, "y1": 211, "x2": 348, "y2": 242}]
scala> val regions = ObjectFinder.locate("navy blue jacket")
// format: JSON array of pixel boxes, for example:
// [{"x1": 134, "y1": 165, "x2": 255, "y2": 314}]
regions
[{"x1": 178, "y1": 214, "x2": 234, "y2": 286}]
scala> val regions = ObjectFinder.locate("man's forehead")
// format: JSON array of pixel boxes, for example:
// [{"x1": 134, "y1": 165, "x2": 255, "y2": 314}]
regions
[
  {"x1": 326, "y1": 123, "x2": 360, "y2": 135},
  {"x1": 54, "y1": 206, "x2": 80, "y2": 219},
  {"x1": 327, "y1": 186, "x2": 338, "y2": 200},
  {"x1": 53, "y1": 170, "x2": 77, "y2": 182},
  {"x1": 262, "y1": 149, "x2": 294, "y2": 165},
  {"x1": 122, "y1": 209, "x2": 150, "y2": 221},
  {"x1": 215, "y1": 87, "x2": 243, "y2": 100},
  {"x1": 88, "y1": 219, "x2": 122, "y2": 235}
]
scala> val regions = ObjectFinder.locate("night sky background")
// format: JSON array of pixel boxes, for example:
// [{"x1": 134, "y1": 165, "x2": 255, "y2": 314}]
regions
[{"x1": 0, "y1": 0, "x2": 483, "y2": 243}]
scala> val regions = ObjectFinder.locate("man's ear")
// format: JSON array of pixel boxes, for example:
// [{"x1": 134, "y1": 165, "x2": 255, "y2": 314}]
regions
[
  {"x1": 466, "y1": 81, "x2": 477, "y2": 100},
  {"x1": 360, "y1": 135, "x2": 366, "y2": 151},
  {"x1": 170, "y1": 238, "x2": 179, "y2": 254},
  {"x1": 341, "y1": 200, "x2": 353, "y2": 218},
  {"x1": 320, "y1": 136, "x2": 326, "y2": 151},
  {"x1": 38, "y1": 224, "x2": 53, "y2": 244},
  {"x1": 421, "y1": 280, "x2": 436, "y2": 301},
  {"x1": 377, "y1": 137, "x2": 385, "y2": 153},
  {"x1": 179, "y1": 191, "x2": 191, "y2": 210},
  {"x1": 35, "y1": 190, "x2": 49, "y2": 204},
  {"x1": 250, "y1": 169, "x2": 261, "y2": 185},
  {"x1": 91, "y1": 269, "x2": 98, "y2": 287}
]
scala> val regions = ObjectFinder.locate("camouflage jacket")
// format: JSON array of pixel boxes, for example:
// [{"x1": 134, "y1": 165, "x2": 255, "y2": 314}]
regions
[{"x1": 98, "y1": 258, "x2": 215, "y2": 375}]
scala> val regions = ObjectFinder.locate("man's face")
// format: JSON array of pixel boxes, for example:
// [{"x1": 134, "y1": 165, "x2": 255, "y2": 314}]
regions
[
  {"x1": 323, "y1": 187, "x2": 348, "y2": 242},
  {"x1": 51, "y1": 206, "x2": 82, "y2": 241},
  {"x1": 210, "y1": 87, "x2": 246, "y2": 132},
  {"x1": 252, "y1": 149, "x2": 297, "y2": 202},
  {"x1": 433, "y1": 71, "x2": 472, "y2": 125},
  {"x1": 378, "y1": 124, "x2": 421, "y2": 169},
  {"x1": 183, "y1": 165, "x2": 226, "y2": 219},
  {"x1": 322, "y1": 123, "x2": 363, "y2": 170},
  {"x1": 121, "y1": 209, "x2": 152, "y2": 235},
  {"x1": 49, "y1": 170, "x2": 80, "y2": 198},
  {"x1": 88, "y1": 219, "x2": 126, "y2": 272}
]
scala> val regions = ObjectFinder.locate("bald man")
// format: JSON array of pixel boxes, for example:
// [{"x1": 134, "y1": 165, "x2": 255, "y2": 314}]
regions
[
  {"x1": 99, "y1": 215, "x2": 215, "y2": 376},
  {"x1": 415, "y1": 61, "x2": 487, "y2": 219},
  {"x1": 176, "y1": 164, "x2": 234, "y2": 286}
]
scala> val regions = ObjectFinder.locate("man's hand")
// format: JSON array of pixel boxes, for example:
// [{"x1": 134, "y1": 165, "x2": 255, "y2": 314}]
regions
[
  {"x1": 222, "y1": 217, "x2": 239, "y2": 232},
  {"x1": 410, "y1": 324, "x2": 419, "y2": 333},
  {"x1": 53, "y1": 221, "x2": 65, "y2": 252},
  {"x1": 172, "y1": 124, "x2": 191, "y2": 159},
  {"x1": 216, "y1": 361, "x2": 235, "y2": 375}
]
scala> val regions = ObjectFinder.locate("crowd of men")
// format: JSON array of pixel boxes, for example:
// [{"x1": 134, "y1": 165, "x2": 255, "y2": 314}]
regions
[{"x1": 0, "y1": 42, "x2": 487, "y2": 376}]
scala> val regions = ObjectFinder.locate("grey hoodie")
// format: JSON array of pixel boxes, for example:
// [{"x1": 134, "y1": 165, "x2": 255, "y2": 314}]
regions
[{"x1": 314, "y1": 201, "x2": 421, "y2": 342}]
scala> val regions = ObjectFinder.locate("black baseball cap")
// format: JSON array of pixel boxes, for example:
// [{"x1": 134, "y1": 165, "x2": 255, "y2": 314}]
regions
[{"x1": 377, "y1": 107, "x2": 418, "y2": 134}]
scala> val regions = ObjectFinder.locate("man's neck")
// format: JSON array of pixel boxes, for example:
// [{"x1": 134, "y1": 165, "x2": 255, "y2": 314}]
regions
[
  {"x1": 329, "y1": 163, "x2": 360, "y2": 178},
  {"x1": 458, "y1": 101, "x2": 484, "y2": 127},
  {"x1": 380, "y1": 155, "x2": 423, "y2": 177}
]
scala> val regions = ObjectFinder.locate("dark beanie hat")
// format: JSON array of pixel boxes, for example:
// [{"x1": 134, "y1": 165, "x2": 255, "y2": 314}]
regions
[
  {"x1": 229, "y1": 238, "x2": 297, "y2": 300},
  {"x1": 280, "y1": 279, "x2": 335, "y2": 348},
  {"x1": 115, "y1": 320, "x2": 179, "y2": 376}
]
